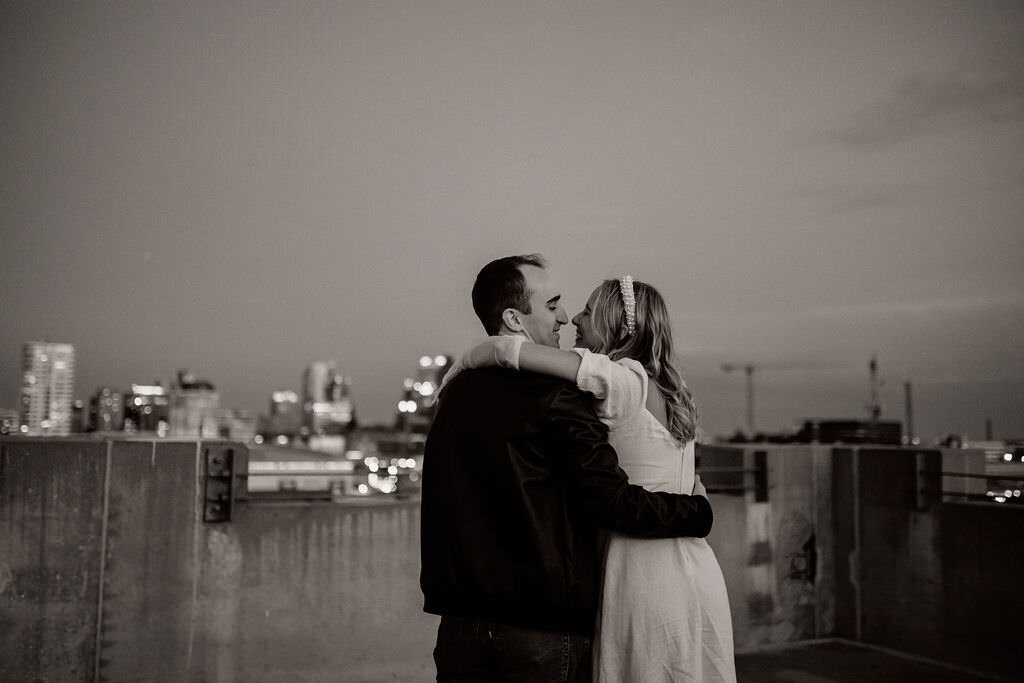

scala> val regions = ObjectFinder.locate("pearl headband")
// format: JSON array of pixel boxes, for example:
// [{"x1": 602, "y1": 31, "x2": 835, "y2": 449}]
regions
[{"x1": 618, "y1": 275, "x2": 636, "y2": 337}]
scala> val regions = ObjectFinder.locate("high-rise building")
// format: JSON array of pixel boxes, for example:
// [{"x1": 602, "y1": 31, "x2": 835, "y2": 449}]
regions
[
  {"x1": 123, "y1": 384, "x2": 170, "y2": 435},
  {"x1": 303, "y1": 361, "x2": 350, "y2": 404},
  {"x1": 169, "y1": 369, "x2": 220, "y2": 438},
  {"x1": 20, "y1": 342, "x2": 75, "y2": 435},
  {"x1": 70, "y1": 400, "x2": 86, "y2": 433},
  {"x1": 259, "y1": 390, "x2": 303, "y2": 440},
  {"x1": 0, "y1": 408, "x2": 19, "y2": 435},
  {"x1": 210, "y1": 408, "x2": 256, "y2": 442},
  {"x1": 89, "y1": 387, "x2": 124, "y2": 432},
  {"x1": 271, "y1": 389, "x2": 300, "y2": 415},
  {"x1": 302, "y1": 361, "x2": 354, "y2": 436},
  {"x1": 396, "y1": 354, "x2": 452, "y2": 432}
]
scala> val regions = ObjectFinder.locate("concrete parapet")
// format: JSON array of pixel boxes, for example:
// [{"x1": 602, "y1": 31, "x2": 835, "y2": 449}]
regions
[
  {"x1": 1, "y1": 438, "x2": 106, "y2": 680},
  {"x1": 700, "y1": 442, "x2": 1020, "y2": 681},
  {"x1": 1, "y1": 437, "x2": 1018, "y2": 681},
  {"x1": 830, "y1": 445, "x2": 1020, "y2": 680},
  {"x1": 700, "y1": 444, "x2": 836, "y2": 652},
  {"x1": 0, "y1": 437, "x2": 436, "y2": 681}
]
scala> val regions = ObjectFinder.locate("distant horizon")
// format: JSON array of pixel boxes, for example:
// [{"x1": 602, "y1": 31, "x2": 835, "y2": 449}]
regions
[{"x1": 4, "y1": 337, "x2": 1022, "y2": 444}]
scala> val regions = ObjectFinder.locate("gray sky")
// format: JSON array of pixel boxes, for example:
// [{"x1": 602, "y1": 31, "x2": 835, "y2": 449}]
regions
[{"x1": 2, "y1": 1, "x2": 1022, "y2": 440}]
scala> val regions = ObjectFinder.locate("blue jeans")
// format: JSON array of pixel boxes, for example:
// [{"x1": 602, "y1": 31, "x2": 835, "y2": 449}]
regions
[{"x1": 433, "y1": 615, "x2": 592, "y2": 682}]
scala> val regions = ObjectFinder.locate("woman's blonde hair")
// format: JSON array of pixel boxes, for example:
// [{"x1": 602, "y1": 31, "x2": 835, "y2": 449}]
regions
[{"x1": 588, "y1": 279, "x2": 698, "y2": 443}]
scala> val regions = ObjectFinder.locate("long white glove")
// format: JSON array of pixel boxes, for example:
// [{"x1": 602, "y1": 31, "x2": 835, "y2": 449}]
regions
[
  {"x1": 462, "y1": 335, "x2": 525, "y2": 370},
  {"x1": 438, "y1": 335, "x2": 525, "y2": 395}
]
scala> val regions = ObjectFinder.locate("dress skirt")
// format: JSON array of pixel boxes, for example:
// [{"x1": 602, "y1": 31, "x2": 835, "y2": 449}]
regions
[{"x1": 594, "y1": 533, "x2": 736, "y2": 683}]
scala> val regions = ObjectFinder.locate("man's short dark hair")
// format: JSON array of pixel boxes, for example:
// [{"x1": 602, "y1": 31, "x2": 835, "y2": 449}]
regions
[{"x1": 472, "y1": 254, "x2": 547, "y2": 335}]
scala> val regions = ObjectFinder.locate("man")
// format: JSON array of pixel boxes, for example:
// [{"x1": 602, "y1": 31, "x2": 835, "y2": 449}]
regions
[{"x1": 420, "y1": 254, "x2": 712, "y2": 682}]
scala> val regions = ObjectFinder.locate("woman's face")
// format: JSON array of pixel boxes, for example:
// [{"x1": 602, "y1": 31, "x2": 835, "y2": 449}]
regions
[{"x1": 571, "y1": 287, "x2": 604, "y2": 351}]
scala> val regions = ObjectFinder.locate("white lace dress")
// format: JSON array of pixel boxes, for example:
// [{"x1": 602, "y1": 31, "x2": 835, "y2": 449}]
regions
[{"x1": 574, "y1": 350, "x2": 736, "y2": 683}]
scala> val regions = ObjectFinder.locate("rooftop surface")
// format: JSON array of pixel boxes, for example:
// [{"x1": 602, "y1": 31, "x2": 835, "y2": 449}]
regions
[
  {"x1": 341, "y1": 639, "x2": 1014, "y2": 683},
  {"x1": 735, "y1": 640, "x2": 1011, "y2": 683}
]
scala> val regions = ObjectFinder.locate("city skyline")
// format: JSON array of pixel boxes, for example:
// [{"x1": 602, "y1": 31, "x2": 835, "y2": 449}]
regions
[
  {"x1": 2, "y1": 338, "x2": 1018, "y2": 443},
  {"x1": 2, "y1": 2, "x2": 1022, "y2": 440}
]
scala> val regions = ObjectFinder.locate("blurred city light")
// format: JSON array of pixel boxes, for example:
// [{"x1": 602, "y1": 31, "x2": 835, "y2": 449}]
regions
[{"x1": 272, "y1": 390, "x2": 298, "y2": 403}]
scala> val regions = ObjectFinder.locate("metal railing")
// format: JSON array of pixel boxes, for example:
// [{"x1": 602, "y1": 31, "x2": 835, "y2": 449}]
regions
[
  {"x1": 917, "y1": 466, "x2": 1024, "y2": 508},
  {"x1": 197, "y1": 443, "x2": 422, "y2": 517},
  {"x1": 199, "y1": 443, "x2": 776, "y2": 519},
  {"x1": 698, "y1": 450, "x2": 769, "y2": 501},
  {"x1": 239, "y1": 470, "x2": 421, "y2": 504}
]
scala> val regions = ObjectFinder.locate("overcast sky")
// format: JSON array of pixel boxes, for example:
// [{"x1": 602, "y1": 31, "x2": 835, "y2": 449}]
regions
[{"x1": 2, "y1": 1, "x2": 1022, "y2": 440}]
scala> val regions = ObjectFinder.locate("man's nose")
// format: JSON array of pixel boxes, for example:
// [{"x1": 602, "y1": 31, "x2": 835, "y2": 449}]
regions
[{"x1": 557, "y1": 307, "x2": 569, "y2": 325}]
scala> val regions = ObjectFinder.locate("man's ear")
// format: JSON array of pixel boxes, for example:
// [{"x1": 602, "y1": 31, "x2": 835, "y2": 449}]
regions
[{"x1": 501, "y1": 308, "x2": 524, "y2": 333}]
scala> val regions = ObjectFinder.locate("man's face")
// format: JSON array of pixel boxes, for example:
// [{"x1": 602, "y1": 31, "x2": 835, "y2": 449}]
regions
[{"x1": 516, "y1": 265, "x2": 568, "y2": 348}]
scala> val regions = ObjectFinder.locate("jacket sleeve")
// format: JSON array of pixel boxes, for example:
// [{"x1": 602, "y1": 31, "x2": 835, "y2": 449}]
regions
[{"x1": 547, "y1": 385, "x2": 712, "y2": 538}]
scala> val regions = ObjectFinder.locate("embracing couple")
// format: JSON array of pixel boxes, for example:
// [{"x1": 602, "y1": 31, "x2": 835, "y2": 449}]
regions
[{"x1": 420, "y1": 254, "x2": 735, "y2": 682}]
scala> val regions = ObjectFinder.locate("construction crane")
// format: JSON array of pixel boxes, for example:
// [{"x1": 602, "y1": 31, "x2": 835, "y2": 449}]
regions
[
  {"x1": 720, "y1": 363, "x2": 756, "y2": 437},
  {"x1": 721, "y1": 359, "x2": 856, "y2": 438},
  {"x1": 867, "y1": 353, "x2": 883, "y2": 424}
]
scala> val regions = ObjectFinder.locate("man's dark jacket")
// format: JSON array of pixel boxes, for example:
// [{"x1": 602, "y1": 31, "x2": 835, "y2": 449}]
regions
[{"x1": 420, "y1": 367, "x2": 713, "y2": 636}]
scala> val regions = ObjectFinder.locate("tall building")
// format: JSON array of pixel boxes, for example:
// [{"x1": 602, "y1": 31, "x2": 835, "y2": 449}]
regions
[
  {"x1": 303, "y1": 361, "x2": 352, "y2": 405},
  {"x1": 210, "y1": 408, "x2": 256, "y2": 442},
  {"x1": 259, "y1": 390, "x2": 303, "y2": 440},
  {"x1": 123, "y1": 384, "x2": 170, "y2": 435},
  {"x1": 0, "y1": 408, "x2": 19, "y2": 435},
  {"x1": 303, "y1": 361, "x2": 333, "y2": 406},
  {"x1": 169, "y1": 369, "x2": 220, "y2": 438},
  {"x1": 89, "y1": 387, "x2": 124, "y2": 432},
  {"x1": 396, "y1": 354, "x2": 452, "y2": 432},
  {"x1": 302, "y1": 361, "x2": 354, "y2": 436},
  {"x1": 70, "y1": 400, "x2": 86, "y2": 433},
  {"x1": 20, "y1": 342, "x2": 75, "y2": 435}
]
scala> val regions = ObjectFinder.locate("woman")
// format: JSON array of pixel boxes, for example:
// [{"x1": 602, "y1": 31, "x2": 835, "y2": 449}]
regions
[{"x1": 449, "y1": 276, "x2": 736, "y2": 682}]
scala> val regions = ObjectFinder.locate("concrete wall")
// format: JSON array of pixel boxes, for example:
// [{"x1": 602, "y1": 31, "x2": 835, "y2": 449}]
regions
[
  {"x1": 1, "y1": 439, "x2": 107, "y2": 681},
  {"x1": 225, "y1": 501, "x2": 437, "y2": 682},
  {"x1": 700, "y1": 444, "x2": 835, "y2": 652},
  {"x1": 834, "y1": 448, "x2": 946, "y2": 654},
  {"x1": 4, "y1": 437, "x2": 1019, "y2": 681},
  {"x1": 831, "y1": 446, "x2": 1021, "y2": 680},
  {"x1": 940, "y1": 502, "x2": 1024, "y2": 678},
  {"x1": 703, "y1": 441, "x2": 1020, "y2": 679},
  {"x1": 0, "y1": 438, "x2": 437, "y2": 682}
]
